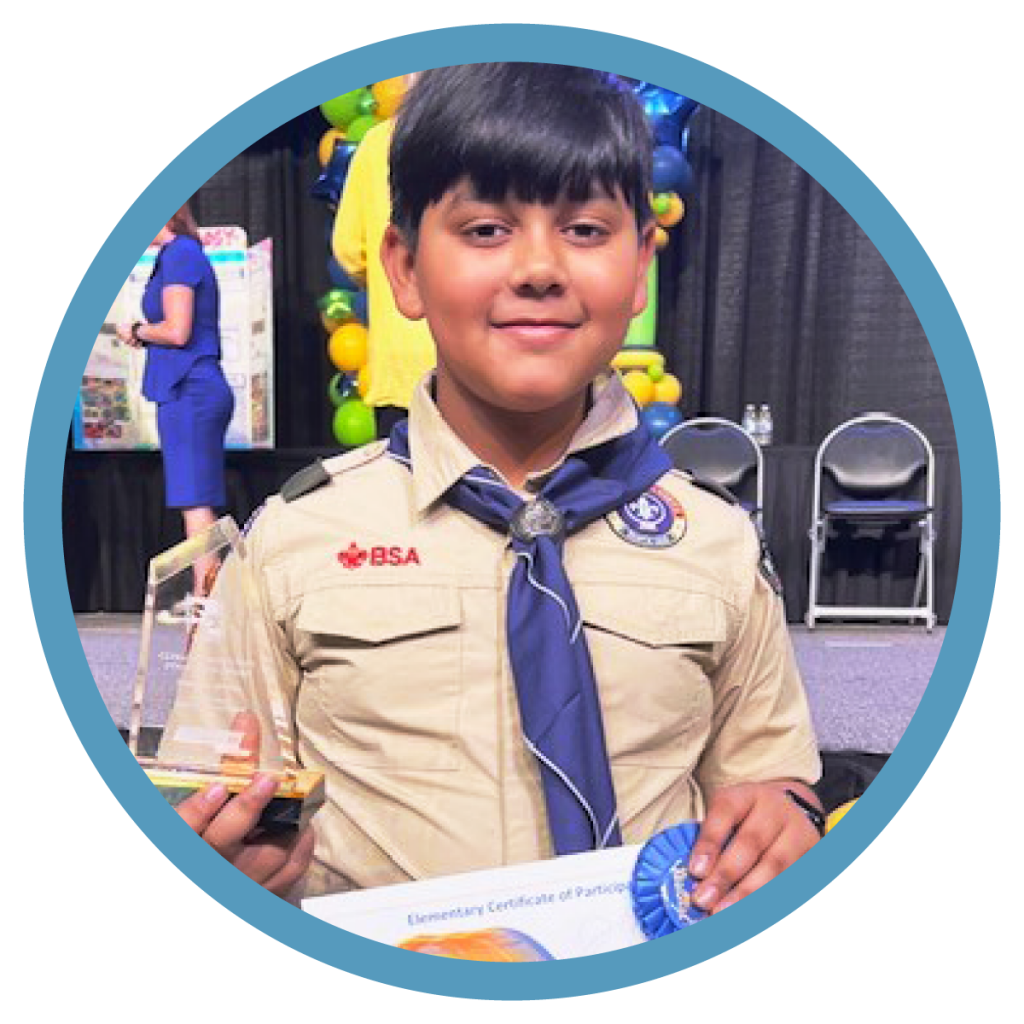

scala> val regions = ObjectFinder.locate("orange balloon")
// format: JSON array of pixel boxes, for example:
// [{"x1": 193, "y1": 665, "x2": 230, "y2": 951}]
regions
[
  {"x1": 318, "y1": 128, "x2": 346, "y2": 167},
  {"x1": 656, "y1": 193, "x2": 685, "y2": 228},
  {"x1": 372, "y1": 77, "x2": 407, "y2": 118},
  {"x1": 328, "y1": 323, "x2": 368, "y2": 373}
]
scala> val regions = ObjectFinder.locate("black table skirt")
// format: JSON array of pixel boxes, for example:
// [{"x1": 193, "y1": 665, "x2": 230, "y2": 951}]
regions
[{"x1": 62, "y1": 445, "x2": 961, "y2": 624}]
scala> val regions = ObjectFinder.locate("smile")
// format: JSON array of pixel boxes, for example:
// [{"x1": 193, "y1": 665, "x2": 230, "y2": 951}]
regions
[{"x1": 491, "y1": 321, "x2": 581, "y2": 346}]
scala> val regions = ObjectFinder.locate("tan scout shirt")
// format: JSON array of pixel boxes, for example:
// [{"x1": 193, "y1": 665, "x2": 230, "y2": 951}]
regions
[{"x1": 165, "y1": 375, "x2": 820, "y2": 898}]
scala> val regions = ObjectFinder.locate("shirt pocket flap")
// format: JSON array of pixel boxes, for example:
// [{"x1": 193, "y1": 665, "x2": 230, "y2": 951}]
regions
[
  {"x1": 296, "y1": 584, "x2": 462, "y2": 643},
  {"x1": 577, "y1": 584, "x2": 728, "y2": 648}
]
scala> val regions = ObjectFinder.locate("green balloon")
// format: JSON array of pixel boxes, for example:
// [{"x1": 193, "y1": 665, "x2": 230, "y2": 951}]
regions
[
  {"x1": 345, "y1": 114, "x2": 377, "y2": 144},
  {"x1": 320, "y1": 89, "x2": 369, "y2": 129},
  {"x1": 325, "y1": 294, "x2": 354, "y2": 322},
  {"x1": 652, "y1": 192, "x2": 672, "y2": 216},
  {"x1": 357, "y1": 90, "x2": 377, "y2": 116},
  {"x1": 317, "y1": 288, "x2": 339, "y2": 311},
  {"x1": 332, "y1": 398, "x2": 376, "y2": 447}
]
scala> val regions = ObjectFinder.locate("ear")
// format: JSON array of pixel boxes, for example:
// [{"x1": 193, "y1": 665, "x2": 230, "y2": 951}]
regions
[
  {"x1": 630, "y1": 221, "x2": 658, "y2": 318},
  {"x1": 380, "y1": 224, "x2": 426, "y2": 320}
]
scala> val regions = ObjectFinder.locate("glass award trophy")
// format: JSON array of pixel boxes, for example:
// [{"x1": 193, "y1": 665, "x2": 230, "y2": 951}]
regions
[{"x1": 128, "y1": 516, "x2": 324, "y2": 830}]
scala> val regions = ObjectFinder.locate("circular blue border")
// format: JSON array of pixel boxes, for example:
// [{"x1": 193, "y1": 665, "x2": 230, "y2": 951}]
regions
[{"x1": 25, "y1": 24, "x2": 998, "y2": 1000}]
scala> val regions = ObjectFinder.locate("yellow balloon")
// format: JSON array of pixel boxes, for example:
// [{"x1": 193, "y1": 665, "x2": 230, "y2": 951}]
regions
[
  {"x1": 653, "y1": 373, "x2": 682, "y2": 406},
  {"x1": 611, "y1": 349, "x2": 665, "y2": 375},
  {"x1": 371, "y1": 77, "x2": 407, "y2": 118},
  {"x1": 826, "y1": 799, "x2": 857, "y2": 833},
  {"x1": 622, "y1": 369, "x2": 655, "y2": 407},
  {"x1": 358, "y1": 361, "x2": 372, "y2": 398},
  {"x1": 318, "y1": 128, "x2": 346, "y2": 167},
  {"x1": 328, "y1": 323, "x2": 368, "y2": 373},
  {"x1": 654, "y1": 226, "x2": 670, "y2": 250}
]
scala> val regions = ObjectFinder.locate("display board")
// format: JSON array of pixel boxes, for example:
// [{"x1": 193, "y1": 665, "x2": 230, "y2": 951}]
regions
[{"x1": 73, "y1": 226, "x2": 274, "y2": 450}]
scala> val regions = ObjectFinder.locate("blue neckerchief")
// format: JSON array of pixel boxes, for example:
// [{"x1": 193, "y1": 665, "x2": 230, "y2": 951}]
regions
[{"x1": 387, "y1": 413, "x2": 672, "y2": 855}]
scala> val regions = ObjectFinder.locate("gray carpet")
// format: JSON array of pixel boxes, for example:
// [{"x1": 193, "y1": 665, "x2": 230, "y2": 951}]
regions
[{"x1": 75, "y1": 614, "x2": 944, "y2": 756}]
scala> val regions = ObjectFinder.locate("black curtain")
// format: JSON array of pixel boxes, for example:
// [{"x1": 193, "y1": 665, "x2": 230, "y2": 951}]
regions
[
  {"x1": 180, "y1": 104, "x2": 956, "y2": 456},
  {"x1": 657, "y1": 106, "x2": 957, "y2": 451}
]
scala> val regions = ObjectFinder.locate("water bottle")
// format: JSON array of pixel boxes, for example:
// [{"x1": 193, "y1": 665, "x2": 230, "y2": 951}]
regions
[
  {"x1": 742, "y1": 403, "x2": 758, "y2": 439},
  {"x1": 758, "y1": 403, "x2": 773, "y2": 446}
]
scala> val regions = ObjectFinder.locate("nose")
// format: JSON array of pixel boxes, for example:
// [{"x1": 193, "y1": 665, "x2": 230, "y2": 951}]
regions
[{"x1": 508, "y1": 226, "x2": 567, "y2": 297}]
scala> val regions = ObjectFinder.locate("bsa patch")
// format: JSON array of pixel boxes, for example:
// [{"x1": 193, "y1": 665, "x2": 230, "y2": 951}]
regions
[{"x1": 606, "y1": 485, "x2": 686, "y2": 548}]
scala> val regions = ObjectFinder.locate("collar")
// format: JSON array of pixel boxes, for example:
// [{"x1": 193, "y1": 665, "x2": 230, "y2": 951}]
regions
[{"x1": 404, "y1": 371, "x2": 641, "y2": 515}]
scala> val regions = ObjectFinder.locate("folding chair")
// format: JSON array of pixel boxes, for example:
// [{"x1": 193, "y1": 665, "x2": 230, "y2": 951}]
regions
[
  {"x1": 806, "y1": 413, "x2": 936, "y2": 631},
  {"x1": 659, "y1": 417, "x2": 763, "y2": 524}
]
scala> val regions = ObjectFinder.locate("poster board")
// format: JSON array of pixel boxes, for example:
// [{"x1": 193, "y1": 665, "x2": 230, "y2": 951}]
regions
[
  {"x1": 302, "y1": 845, "x2": 648, "y2": 961},
  {"x1": 74, "y1": 226, "x2": 274, "y2": 450}
]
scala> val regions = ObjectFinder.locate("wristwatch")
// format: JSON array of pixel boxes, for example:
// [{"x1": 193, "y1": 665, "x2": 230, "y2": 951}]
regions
[
  {"x1": 785, "y1": 788, "x2": 827, "y2": 837},
  {"x1": 131, "y1": 321, "x2": 144, "y2": 343}
]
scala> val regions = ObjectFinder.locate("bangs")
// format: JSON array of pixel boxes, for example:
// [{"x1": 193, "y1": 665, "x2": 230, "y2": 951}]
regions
[{"x1": 439, "y1": 113, "x2": 645, "y2": 211}]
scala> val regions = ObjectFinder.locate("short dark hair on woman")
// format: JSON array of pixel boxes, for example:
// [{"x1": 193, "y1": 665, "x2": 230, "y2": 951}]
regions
[{"x1": 389, "y1": 63, "x2": 653, "y2": 244}]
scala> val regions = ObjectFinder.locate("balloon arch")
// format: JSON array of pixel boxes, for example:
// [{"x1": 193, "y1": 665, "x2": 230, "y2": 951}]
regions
[{"x1": 310, "y1": 74, "x2": 697, "y2": 446}]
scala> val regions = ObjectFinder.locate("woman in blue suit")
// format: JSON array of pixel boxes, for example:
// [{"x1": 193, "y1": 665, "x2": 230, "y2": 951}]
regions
[{"x1": 118, "y1": 202, "x2": 234, "y2": 561}]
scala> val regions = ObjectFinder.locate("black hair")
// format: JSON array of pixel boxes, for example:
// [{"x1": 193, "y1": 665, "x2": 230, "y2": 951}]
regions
[{"x1": 389, "y1": 63, "x2": 653, "y2": 244}]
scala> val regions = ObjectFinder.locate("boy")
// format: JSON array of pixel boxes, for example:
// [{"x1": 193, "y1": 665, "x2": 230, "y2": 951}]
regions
[{"x1": 176, "y1": 63, "x2": 823, "y2": 915}]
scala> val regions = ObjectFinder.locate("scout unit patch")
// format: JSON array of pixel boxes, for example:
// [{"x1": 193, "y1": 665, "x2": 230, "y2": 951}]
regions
[
  {"x1": 607, "y1": 480, "x2": 784, "y2": 597},
  {"x1": 605, "y1": 485, "x2": 686, "y2": 548}
]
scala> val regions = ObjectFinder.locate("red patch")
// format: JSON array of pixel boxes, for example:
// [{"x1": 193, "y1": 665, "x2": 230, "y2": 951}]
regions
[{"x1": 337, "y1": 542, "x2": 368, "y2": 569}]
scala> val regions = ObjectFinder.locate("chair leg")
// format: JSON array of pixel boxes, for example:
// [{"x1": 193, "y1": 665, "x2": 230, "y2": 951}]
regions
[
  {"x1": 806, "y1": 519, "x2": 823, "y2": 630},
  {"x1": 913, "y1": 516, "x2": 936, "y2": 631}
]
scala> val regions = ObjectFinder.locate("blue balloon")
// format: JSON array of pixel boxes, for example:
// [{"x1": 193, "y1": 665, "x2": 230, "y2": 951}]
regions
[
  {"x1": 311, "y1": 141, "x2": 357, "y2": 205},
  {"x1": 641, "y1": 402, "x2": 683, "y2": 440},
  {"x1": 328, "y1": 256, "x2": 359, "y2": 291},
  {"x1": 634, "y1": 82, "x2": 699, "y2": 148},
  {"x1": 652, "y1": 145, "x2": 693, "y2": 193},
  {"x1": 351, "y1": 289, "x2": 369, "y2": 325}
]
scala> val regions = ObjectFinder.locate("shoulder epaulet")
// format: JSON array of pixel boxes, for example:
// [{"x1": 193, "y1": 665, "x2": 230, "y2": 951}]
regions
[
  {"x1": 281, "y1": 459, "x2": 331, "y2": 502},
  {"x1": 687, "y1": 474, "x2": 740, "y2": 506},
  {"x1": 281, "y1": 443, "x2": 388, "y2": 501}
]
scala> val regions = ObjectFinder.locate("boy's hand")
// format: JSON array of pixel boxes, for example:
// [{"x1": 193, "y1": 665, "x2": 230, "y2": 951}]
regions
[
  {"x1": 687, "y1": 781, "x2": 821, "y2": 915},
  {"x1": 176, "y1": 776, "x2": 315, "y2": 898},
  {"x1": 174, "y1": 711, "x2": 313, "y2": 898}
]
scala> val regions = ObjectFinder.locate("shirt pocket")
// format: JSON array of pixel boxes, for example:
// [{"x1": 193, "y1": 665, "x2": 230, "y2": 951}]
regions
[
  {"x1": 293, "y1": 583, "x2": 463, "y2": 770},
  {"x1": 576, "y1": 584, "x2": 729, "y2": 768}
]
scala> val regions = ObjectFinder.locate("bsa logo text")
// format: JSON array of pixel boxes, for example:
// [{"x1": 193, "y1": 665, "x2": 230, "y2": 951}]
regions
[{"x1": 338, "y1": 543, "x2": 420, "y2": 569}]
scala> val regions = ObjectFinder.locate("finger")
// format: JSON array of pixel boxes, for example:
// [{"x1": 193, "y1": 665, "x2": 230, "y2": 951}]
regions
[
  {"x1": 199, "y1": 773, "x2": 280, "y2": 858},
  {"x1": 707, "y1": 832, "x2": 802, "y2": 913},
  {"x1": 692, "y1": 809, "x2": 785, "y2": 911},
  {"x1": 231, "y1": 824, "x2": 313, "y2": 893},
  {"x1": 696, "y1": 819, "x2": 782, "y2": 917},
  {"x1": 175, "y1": 782, "x2": 231, "y2": 834},
  {"x1": 260, "y1": 825, "x2": 316, "y2": 897},
  {"x1": 689, "y1": 787, "x2": 753, "y2": 880},
  {"x1": 704, "y1": 798, "x2": 821, "y2": 914}
]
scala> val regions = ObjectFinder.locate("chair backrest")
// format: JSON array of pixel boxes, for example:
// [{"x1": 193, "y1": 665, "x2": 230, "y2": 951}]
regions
[
  {"x1": 815, "y1": 413, "x2": 934, "y2": 507},
  {"x1": 659, "y1": 417, "x2": 762, "y2": 509}
]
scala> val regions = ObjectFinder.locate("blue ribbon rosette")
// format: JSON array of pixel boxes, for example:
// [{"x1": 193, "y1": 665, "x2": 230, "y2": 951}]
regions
[{"x1": 630, "y1": 822, "x2": 708, "y2": 939}]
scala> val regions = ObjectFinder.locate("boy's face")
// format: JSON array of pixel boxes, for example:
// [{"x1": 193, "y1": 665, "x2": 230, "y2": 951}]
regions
[{"x1": 383, "y1": 180, "x2": 655, "y2": 424}]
